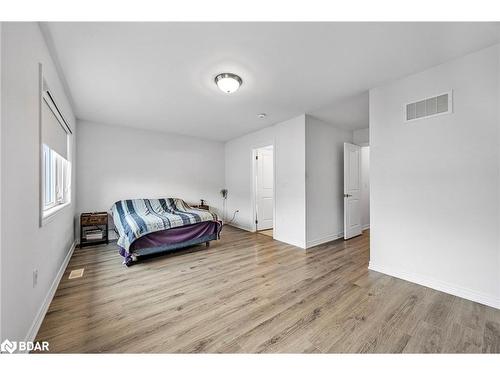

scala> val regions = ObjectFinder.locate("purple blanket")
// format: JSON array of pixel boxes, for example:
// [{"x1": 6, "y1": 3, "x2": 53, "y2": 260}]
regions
[
  {"x1": 130, "y1": 221, "x2": 220, "y2": 250},
  {"x1": 119, "y1": 221, "x2": 222, "y2": 266}
]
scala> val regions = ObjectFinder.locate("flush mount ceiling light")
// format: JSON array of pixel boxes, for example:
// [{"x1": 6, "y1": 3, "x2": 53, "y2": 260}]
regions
[
  {"x1": 257, "y1": 113, "x2": 267, "y2": 119},
  {"x1": 215, "y1": 73, "x2": 242, "y2": 94}
]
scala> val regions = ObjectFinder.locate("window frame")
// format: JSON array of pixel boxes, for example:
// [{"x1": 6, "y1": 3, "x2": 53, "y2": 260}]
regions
[
  {"x1": 39, "y1": 65, "x2": 72, "y2": 227},
  {"x1": 42, "y1": 144, "x2": 56, "y2": 210}
]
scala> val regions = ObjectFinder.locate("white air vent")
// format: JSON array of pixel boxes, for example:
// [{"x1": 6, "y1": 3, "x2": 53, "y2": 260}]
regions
[
  {"x1": 405, "y1": 91, "x2": 452, "y2": 122},
  {"x1": 69, "y1": 268, "x2": 84, "y2": 279}
]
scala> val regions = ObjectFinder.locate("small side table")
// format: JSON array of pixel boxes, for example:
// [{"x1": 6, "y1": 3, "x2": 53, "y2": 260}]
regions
[{"x1": 80, "y1": 212, "x2": 109, "y2": 247}]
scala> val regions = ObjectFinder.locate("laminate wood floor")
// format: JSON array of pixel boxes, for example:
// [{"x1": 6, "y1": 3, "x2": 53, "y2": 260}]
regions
[
  {"x1": 36, "y1": 225, "x2": 500, "y2": 353},
  {"x1": 258, "y1": 229, "x2": 273, "y2": 237}
]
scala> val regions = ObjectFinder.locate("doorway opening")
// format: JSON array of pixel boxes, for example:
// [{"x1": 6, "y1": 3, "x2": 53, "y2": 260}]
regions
[
  {"x1": 343, "y1": 142, "x2": 370, "y2": 240},
  {"x1": 253, "y1": 145, "x2": 274, "y2": 236}
]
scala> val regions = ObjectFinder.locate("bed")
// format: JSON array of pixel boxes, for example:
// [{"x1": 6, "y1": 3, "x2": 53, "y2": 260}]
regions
[{"x1": 111, "y1": 198, "x2": 222, "y2": 266}]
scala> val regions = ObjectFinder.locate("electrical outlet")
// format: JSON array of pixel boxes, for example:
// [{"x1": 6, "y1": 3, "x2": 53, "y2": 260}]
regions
[{"x1": 33, "y1": 269, "x2": 38, "y2": 288}]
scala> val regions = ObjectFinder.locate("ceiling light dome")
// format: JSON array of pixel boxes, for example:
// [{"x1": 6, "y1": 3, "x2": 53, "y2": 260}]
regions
[{"x1": 215, "y1": 73, "x2": 242, "y2": 94}]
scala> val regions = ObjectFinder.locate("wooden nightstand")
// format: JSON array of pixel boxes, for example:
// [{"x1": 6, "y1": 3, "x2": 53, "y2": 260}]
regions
[{"x1": 80, "y1": 212, "x2": 109, "y2": 247}]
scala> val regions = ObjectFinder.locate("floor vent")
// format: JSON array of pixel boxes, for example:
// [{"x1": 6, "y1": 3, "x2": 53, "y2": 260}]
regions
[
  {"x1": 405, "y1": 91, "x2": 452, "y2": 122},
  {"x1": 69, "y1": 268, "x2": 84, "y2": 279}
]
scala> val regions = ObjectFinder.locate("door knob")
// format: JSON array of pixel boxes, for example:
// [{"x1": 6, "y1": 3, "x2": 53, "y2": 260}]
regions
[{"x1": 344, "y1": 194, "x2": 352, "y2": 198}]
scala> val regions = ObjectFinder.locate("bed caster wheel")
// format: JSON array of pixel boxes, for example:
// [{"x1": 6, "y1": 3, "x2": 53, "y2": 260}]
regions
[{"x1": 124, "y1": 255, "x2": 136, "y2": 267}]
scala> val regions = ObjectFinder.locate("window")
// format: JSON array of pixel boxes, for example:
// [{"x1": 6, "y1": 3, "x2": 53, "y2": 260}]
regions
[
  {"x1": 43, "y1": 144, "x2": 55, "y2": 208},
  {"x1": 40, "y1": 83, "x2": 72, "y2": 223},
  {"x1": 42, "y1": 144, "x2": 70, "y2": 211}
]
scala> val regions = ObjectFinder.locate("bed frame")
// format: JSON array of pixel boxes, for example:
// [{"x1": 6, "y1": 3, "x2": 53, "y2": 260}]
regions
[
  {"x1": 120, "y1": 233, "x2": 218, "y2": 266},
  {"x1": 118, "y1": 222, "x2": 222, "y2": 266}
]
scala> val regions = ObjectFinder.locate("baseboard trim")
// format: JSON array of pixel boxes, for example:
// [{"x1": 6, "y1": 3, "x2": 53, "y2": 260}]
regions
[
  {"x1": 23, "y1": 241, "x2": 76, "y2": 347},
  {"x1": 306, "y1": 233, "x2": 343, "y2": 249},
  {"x1": 362, "y1": 224, "x2": 370, "y2": 231},
  {"x1": 369, "y1": 262, "x2": 500, "y2": 309},
  {"x1": 273, "y1": 236, "x2": 306, "y2": 250},
  {"x1": 225, "y1": 222, "x2": 255, "y2": 233},
  {"x1": 226, "y1": 223, "x2": 308, "y2": 249}
]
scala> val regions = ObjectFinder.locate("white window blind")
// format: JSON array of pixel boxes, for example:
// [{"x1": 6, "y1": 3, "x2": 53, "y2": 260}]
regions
[{"x1": 42, "y1": 92, "x2": 70, "y2": 159}]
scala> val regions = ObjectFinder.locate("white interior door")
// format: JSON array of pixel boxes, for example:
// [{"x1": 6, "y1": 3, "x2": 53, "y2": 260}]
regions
[
  {"x1": 255, "y1": 147, "x2": 274, "y2": 230},
  {"x1": 344, "y1": 142, "x2": 362, "y2": 239}
]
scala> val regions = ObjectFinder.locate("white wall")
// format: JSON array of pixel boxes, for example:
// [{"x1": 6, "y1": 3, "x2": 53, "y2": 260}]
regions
[
  {"x1": 0, "y1": 21, "x2": 3, "y2": 342},
  {"x1": 361, "y1": 146, "x2": 370, "y2": 229},
  {"x1": 305, "y1": 115, "x2": 353, "y2": 247},
  {"x1": 353, "y1": 127, "x2": 369, "y2": 145},
  {"x1": 1, "y1": 23, "x2": 76, "y2": 341},
  {"x1": 76, "y1": 121, "x2": 225, "y2": 230},
  {"x1": 225, "y1": 115, "x2": 306, "y2": 248},
  {"x1": 498, "y1": 44, "x2": 500, "y2": 301},
  {"x1": 369, "y1": 44, "x2": 500, "y2": 308}
]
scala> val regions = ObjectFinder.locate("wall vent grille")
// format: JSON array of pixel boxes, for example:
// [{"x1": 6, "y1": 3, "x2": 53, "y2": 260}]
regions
[{"x1": 405, "y1": 91, "x2": 452, "y2": 122}]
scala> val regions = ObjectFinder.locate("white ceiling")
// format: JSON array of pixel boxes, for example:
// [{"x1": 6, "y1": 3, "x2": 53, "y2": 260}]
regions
[
  {"x1": 309, "y1": 92, "x2": 369, "y2": 130},
  {"x1": 44, "y1": 22, "x2": 500, "y2": 141}
]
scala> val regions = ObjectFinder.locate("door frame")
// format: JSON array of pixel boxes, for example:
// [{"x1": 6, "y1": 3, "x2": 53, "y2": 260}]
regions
[{"x1": 251, "y1": 144, "x2": 275, "y2": 235}]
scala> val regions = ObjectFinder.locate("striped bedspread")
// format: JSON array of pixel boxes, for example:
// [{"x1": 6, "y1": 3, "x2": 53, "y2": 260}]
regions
[{"x1": 111, "y1": 198, "x2": 219, "y2": 251}]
